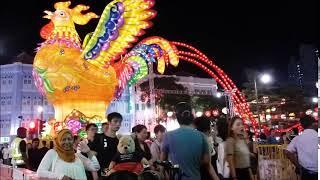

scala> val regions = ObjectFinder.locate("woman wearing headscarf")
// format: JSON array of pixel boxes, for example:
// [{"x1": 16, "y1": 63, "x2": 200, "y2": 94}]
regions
[{"x1": 37, "y1": 129, "x2": 100, "y2": 180}]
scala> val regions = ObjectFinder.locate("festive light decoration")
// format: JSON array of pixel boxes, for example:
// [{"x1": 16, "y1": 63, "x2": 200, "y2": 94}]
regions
[
  {"x1": 306, "y1": 109, "x2": 313, "y2": 115},
  {"x1": 29, "y1": 121, "x2": 36, "y2": 129},
  {"x1": 205, "y1": 111, "x2": 211, "y2": 117},
  {"x1": 288, "y1": 113, "x2": 295, "y2": 120},
  {"x1": 212, "y1": 110, "x2": 219, "y2": 117},
  {"x1": 167, "y1": 111, "x2": 173, "y2": 117},
  {"x1": 171, "y1": 42, "x2": 259, "y2": 134},
  {"x1": 33, "y1": 0, "x2": 178, "y2": 129},
  {"x1": 196, "y1": 112, "x2": 203, "y2": 117}
]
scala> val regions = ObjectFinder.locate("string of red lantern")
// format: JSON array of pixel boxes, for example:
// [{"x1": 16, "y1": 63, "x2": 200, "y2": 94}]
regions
[
  {"x1": 171, "y1": 41, "x2": 306, "y2": 134},
  {"x1": 172, "y1": 42, "x2": 259, "y2": 134},
  {"x1": 177, "y1": 55, "x2": 255, "y2": 133}
]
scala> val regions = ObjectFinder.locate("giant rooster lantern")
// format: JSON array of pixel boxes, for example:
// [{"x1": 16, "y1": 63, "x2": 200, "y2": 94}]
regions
[
  {"x1": 33, "y1": 0, "x2": 178, "y2": 132},
  {"x1": 34, "y1": 0, "x2": 265, "y2": 138}
]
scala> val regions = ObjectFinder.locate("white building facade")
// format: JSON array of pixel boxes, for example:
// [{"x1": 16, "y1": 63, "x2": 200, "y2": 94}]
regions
[{"x1": 0, "y1": 62, "x2": 55, "y2": 142}]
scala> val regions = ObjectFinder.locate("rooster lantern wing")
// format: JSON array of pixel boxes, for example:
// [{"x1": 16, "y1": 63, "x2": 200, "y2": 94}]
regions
[{"x1": 33, "y1": 0, "x2": 179, "y2": 121}]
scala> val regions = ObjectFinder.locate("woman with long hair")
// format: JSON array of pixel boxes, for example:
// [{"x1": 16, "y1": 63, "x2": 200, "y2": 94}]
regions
[
  {"x1": 226, "y1": 117, "x2": 252, "y2": 180},
  {"x1": 37, "y1": 129, "x2": 100, "y2": 180},
  {"x1": 132, "y1": 125, "x2": 152, "y2": 161}
]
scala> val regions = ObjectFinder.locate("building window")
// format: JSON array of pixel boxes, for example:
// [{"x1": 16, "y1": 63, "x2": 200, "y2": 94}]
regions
[
  {"x1": 8, "y1": 80, "x2": 12, "y2": 84},
  {"x1": 142, "y1": 104, "x2": 146, "y2": 110},
  {"x1": 28, "y1": 80, "x2": 31, "y2": 84},
  {"x1": 24, "y1": 80, "x2": 27, "y2": 84}
]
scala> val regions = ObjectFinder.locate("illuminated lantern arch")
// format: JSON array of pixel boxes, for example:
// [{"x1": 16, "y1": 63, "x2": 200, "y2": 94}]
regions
[{"x1": 171, "y1": 42, "x2": 259, "y2": 134}]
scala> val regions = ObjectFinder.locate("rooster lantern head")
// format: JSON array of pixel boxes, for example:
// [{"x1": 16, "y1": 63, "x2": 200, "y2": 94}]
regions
[
  {"x1": 43, "y1": 1, "x2": 98, "y2": 26},
  {"x1": 40, "y1": 1, "x2": 98, "y2": 40}
]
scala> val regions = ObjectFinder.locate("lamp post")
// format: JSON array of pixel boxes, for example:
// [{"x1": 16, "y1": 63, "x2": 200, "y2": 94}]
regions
[
  {"x1": 215, "y1": 89, "x2": 236, "y2": 120},
  {"x1": 254, "y1": 73, "x2": 272, "y2": 133}
]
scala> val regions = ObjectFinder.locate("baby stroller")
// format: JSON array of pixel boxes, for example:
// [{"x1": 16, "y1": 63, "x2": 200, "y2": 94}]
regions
[
  {"x1": 101, "y1": 165, "x2": 163, "y2": 180},
  {"x1": 100, "y1": 170, "x2": 138, "y2": 180},
  {"x1": 153, "y1": 160, "x2": 180, "y2": 180}
]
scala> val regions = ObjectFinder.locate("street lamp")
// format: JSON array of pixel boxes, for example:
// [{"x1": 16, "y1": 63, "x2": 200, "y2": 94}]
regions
[
  {"x1": 37, "y1": 106, "x2": 43, "y2": 113},
  {"x1": 254, "y1": 73, "x2": 272, "y2": 133},
  {"x1": 260, "y1": 74, "x2": 272, "y2": 84},
  {"x1": 312, "y1": 97, "x2": 318, "y2": 103},
  {"x1": 167, "y1": 111, "x2": 173, "y2": 117},
  {"x1": 196, "y1": 111, "x2": 203, "y2": 117}
]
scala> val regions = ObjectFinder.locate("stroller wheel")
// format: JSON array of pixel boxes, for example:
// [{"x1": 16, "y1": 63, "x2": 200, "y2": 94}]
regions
[
  {"x1": 107, "y1": 170, "x2": 138, "y2": 180},
  {"x1": 140, "y1": 170, "x2": 163, "y2": 180}
]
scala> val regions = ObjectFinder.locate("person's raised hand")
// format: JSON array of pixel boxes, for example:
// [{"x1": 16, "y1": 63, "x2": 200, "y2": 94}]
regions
[{"x1": 78, "y1": 141, "x2": 90, "y2": 153}]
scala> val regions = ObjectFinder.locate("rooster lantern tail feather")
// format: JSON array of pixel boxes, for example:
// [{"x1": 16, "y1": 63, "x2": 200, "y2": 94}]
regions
[
  {"x1": 82, "y1": 0, "x2": 156, "y2": 65},
  {"x1": 113, "y1": 36, "x2": 179, "y2": 99}
]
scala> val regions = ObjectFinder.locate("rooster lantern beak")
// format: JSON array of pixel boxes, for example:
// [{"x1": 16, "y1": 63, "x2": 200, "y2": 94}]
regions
[{"x1": 43, "y1": 10, "x2": 53, "y2": 19}]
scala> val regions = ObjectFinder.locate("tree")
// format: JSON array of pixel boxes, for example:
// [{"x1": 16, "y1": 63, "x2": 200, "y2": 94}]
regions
[
  {"x1": 139, "y1": 76, "x2": 190, "y2": 111},
  {"x1": 139, "y1": 76, "x2": 225, "y2": 113},
  {"x1": 191, "y1": 95, "x2": 225, "y2": 111}
]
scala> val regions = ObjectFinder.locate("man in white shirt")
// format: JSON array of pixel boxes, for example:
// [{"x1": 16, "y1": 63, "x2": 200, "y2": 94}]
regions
[
  {"x1": 285, "y1": 115, "x2": 318, "y2": 180},
  {"x1": 2, "y1": 143, "x2": 10, "y2": 165}
]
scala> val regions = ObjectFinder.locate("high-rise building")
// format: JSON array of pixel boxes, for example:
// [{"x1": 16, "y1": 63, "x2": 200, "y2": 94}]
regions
[
  {"x1": 288, "y1": 44, "x2": 317, "y2": 96},
  {"x1": 288, "y1": 56, "x2": 303, "y2": 88},
  {"x1": 299, "y1": 44, "x2": 317, "y2": 96}
]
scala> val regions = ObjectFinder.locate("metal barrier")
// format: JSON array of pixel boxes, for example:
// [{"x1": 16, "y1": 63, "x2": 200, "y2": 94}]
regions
[
  {"x1": 0, "y1": 164, "x2": 44, "y2": 180},
  {"x1": 256, "y1": 144, "x2": 299, "y2": 180}
]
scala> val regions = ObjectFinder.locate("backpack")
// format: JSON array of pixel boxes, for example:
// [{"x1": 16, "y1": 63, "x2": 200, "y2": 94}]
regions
[{"x1": 216, "y1": 142, "x2": 230, "y2": 178}]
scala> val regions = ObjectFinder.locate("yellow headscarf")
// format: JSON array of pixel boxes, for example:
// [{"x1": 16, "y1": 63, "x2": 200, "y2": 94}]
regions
[{"x1": 54, "y1": 129, "x2": 75, "y2": 162}]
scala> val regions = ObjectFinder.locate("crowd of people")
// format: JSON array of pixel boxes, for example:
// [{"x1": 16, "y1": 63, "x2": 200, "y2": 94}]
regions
[{"x1": 1, "y1": 102, "x2": 318, "y2": 180}]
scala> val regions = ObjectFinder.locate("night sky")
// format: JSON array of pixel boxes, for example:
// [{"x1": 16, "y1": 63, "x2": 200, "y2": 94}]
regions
[{"x1": 0, "y1": 0, "x2": 317, "y2": 85}]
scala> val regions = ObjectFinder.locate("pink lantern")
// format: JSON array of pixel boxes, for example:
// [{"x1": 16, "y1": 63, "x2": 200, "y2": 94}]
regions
[{"x1": 67, "y1": 119, "x2": 81, "y2": 134}]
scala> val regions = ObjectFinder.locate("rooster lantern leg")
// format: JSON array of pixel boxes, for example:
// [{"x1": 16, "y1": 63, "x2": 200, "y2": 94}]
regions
[{"x1": 33, "y1": 1, "x2": 179, "y2": 122}]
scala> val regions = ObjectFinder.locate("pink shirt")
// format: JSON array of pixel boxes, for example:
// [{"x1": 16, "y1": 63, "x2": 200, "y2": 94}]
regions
[{"x1": 286, "y1": 129, "x2": 318, "y2": 172}]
